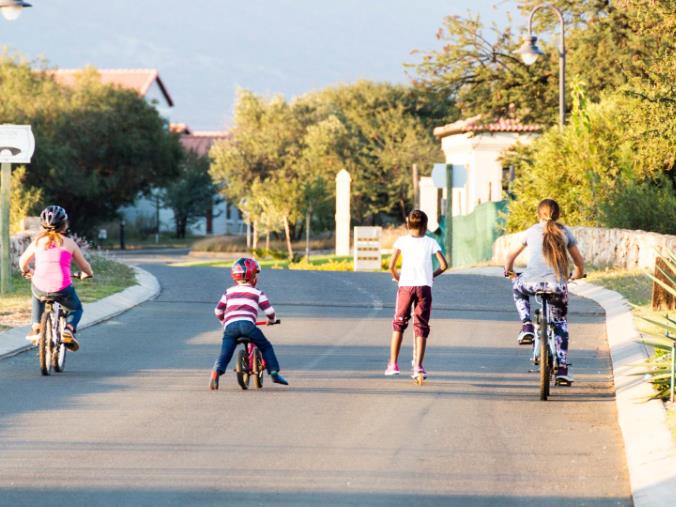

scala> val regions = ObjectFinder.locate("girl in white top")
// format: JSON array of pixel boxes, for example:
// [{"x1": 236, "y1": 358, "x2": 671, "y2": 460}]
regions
[{"x1": 386, "y1": 210, "x2": 448, "y2": 378}]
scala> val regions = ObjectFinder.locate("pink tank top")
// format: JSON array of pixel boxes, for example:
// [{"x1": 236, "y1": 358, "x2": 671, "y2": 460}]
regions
[{"x1": 33, "y1": 244, "x2": 72, "y2": 293}]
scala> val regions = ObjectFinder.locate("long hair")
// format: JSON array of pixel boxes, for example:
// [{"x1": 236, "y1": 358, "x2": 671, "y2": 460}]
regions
[
  {"x1": 35, "y1": 223, "x2": 67, "y2": 249},
  {"x1": 537, "y1": 199, "x2": 568, "y2": 281}
]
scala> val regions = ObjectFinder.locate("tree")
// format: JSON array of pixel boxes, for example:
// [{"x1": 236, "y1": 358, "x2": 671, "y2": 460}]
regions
[
  {"x1": 162, "y1": 150, "x2": 219, "y2": 238},
  {"x1": 10, "y1": 166, "x2": 43, "y2": 234},
  {"x1": 408, "y1": 1, "x2": 644, "y2": 126},
  {"x1": 0, "y1": 60, "x2": 183, "y2": 236}
]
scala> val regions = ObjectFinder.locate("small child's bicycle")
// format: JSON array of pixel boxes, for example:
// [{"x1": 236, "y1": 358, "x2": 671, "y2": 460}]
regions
[{"x1": 234, "y1": 319, "x2": 280, "y2": 390}]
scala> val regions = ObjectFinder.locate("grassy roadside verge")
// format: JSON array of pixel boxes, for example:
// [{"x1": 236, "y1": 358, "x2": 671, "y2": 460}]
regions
[
  {"x1": 0, "y1": 255, "x2": 136, "y2": 332},
  {"x1": 585, "y1": 268, "x2": 675, "y2": 442}
]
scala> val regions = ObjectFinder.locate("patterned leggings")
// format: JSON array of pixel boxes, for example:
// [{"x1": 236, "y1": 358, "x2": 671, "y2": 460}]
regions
[{"x1": 513, "y1": 277, "x2": 570, "y2": 366}]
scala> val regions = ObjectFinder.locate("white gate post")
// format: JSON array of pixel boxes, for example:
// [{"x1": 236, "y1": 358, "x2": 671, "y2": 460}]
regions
[{"x1": 335, "y1": 169, "x2": 351, "y2": 256}]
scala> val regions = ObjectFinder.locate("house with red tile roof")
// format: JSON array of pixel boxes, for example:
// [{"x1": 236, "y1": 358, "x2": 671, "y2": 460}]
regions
[
  {"x1": 51, "y1": 67, "x2": 241, "y2": 237},
  {"x1": 50, "y1": 68, "x2": 174, "y2": 109},
  {"x1": 419, "y1": 115, "x2": 542, "y2": 230}
]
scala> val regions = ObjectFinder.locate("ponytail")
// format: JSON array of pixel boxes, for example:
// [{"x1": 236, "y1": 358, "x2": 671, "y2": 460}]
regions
[
  {"x1": 537, "y1": 199, "x2": 568, "y2": 281},
  {"x1": 35, "y1": 227, "x2": 65, "y2": 249}
]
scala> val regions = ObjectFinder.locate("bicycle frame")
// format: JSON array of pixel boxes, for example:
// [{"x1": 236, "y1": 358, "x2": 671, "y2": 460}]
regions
[{"x1": 531, "y1": 294, "x2": 558, "y2": 370}]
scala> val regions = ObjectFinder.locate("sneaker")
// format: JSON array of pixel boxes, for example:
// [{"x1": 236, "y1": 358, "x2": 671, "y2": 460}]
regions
[
  {"x1": 61, "y1": 327, "x2": 80, "y2": 352},
  {"x1": 209, "y1": 370, "x2": 220, "y2": 390},
  {"x1": 411, "y1": 365, "x2": 427, "y2": 380},
  {"x1": 270, "y1": 371, "x2": 289, "y2": 385},
  {"x1": 384, "y1": 363, "x2": 400, "y2": 376},
  {"x1": 555, "y1": 365, "x2": 574, "y2": 385},
  {"x1": 517, "y1": 322, "x2": 535, "y2": 345}
]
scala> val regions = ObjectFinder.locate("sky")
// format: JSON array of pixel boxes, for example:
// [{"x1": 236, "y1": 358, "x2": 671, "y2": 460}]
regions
[{"x1": 1, "y1": 1, "x2": 519, "y2": 131}]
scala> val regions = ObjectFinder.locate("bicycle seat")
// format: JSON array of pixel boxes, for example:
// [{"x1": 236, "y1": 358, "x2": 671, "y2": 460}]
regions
[
  {"x1": 37, "y1": 295, "x2": 58, "y2": 303},
  {"x1": 534, "y1": 289, "x2": 558, "y2": 296},
  {"x1": 235, "y1": 337, "x2": 253, "y2": 344}
]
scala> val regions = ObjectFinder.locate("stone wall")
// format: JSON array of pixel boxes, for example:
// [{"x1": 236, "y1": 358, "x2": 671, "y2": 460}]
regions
[
  {"x1": 493, "y1": 226, "x2": 676, "y2": 270},
  {"x1": 9, "y1": 232, "x2": 34, "y2": 269}
]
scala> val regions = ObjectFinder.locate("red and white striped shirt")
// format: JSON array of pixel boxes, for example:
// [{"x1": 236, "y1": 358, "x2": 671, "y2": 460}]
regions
[{"x1": 214, "y1": 284, "x2": 276, "y2": 327}]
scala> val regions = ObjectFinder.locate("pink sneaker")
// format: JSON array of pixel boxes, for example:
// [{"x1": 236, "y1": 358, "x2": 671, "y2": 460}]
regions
[
  {"x1": 411, "y1": 365, "x2": 427, "y2": 379},
  {"x1": 384, "y1": 363, "x2": 400, "y2": 376}
]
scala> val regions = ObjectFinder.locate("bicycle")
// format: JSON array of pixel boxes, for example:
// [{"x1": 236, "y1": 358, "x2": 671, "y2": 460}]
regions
[
  {"x1": 506, "y1": 271, "x2": 583, "y2": 400},
  {"x1": 30, "y1": 272, "x2": 90, "y2": 376},
  {"x1": 234, "y1": 319, "x2": 280, "y2": 390}
]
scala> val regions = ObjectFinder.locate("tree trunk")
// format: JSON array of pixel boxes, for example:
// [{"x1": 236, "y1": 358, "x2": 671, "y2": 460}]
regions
[
  {"x1": 252, "y1": 220, "x2": 258, "y2": 250},
  {"x1": 283, "y1": 216, "x2": 294, "y2": 260}
]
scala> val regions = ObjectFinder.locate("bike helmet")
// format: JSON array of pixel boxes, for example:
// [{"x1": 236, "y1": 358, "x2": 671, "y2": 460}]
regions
[
  {"x1": 231, "y1": 257, "x2": 260, "y2": 283},
  {"x1": 40, "y1": 205, "x2": 68, "y2": 231}
]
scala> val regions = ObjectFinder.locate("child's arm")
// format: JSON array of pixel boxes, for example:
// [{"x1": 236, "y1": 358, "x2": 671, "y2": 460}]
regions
[
  {"x1": 504, "y1": 244, "x2": 526, "y2": 276},
  {"x1": 71, "y1": 243, "x2": 94, "y2": 278},
  {"x1": 18, "y1": 242, "x2": 36, "y2": 275},
  {"x1": 389, "y1": 249, "x2": 401, "y2": 281},
  {"x1": 568, "y1": 244, "x2": 585, "y2": 279},
  {"x1": 433, "y1": 251, "x2": 448, "y2": 278},
  {"x1": 259, "y1": 292, "x2": 276, "y2": 322},
  {"x1": 214, "y1": 293, "x2": 227, "y2": 323}
]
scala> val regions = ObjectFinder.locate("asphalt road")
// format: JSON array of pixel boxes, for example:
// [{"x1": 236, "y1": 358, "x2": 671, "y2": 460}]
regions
[{"x1": 0, "y1": 253, "x2": 632, "y2": 506}]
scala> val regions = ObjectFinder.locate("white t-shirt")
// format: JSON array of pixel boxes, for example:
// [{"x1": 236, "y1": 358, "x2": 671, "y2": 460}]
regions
[{"x1": 393, "y1": 235, "x2": 441, "y2": 287}]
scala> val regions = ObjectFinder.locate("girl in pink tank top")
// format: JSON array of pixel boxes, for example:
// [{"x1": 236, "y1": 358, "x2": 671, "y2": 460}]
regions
[{"x1": 19, "y1": 205, "x2": 94, "y2": 351}]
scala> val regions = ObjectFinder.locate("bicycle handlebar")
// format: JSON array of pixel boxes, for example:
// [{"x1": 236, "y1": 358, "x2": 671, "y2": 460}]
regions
[
  {"x1": 504, "y1": 270, "x2": 586, "y2": 281},
  {"x1": 255, "y1": 319, "x2": 281, "y2": 326}
]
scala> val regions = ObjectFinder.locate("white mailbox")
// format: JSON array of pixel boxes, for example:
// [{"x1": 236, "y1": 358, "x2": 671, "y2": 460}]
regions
[
  {"x1": 0, "y1": 124, "x2": 35, "y2": 164},
  {"x1": 353, "y1": 226, "x2": 382, "y2": 272}
]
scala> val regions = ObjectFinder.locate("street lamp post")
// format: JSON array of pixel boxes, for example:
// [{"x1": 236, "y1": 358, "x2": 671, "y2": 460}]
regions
[
  {"x1": 516, "y1": 3, "x2": 566, "y2": 129},
  {"x1": 0, "y1": 0, "x2": 31, "y2": 21},
  {"x1": 0, "y1": 1, "x2": 32, "y2": 294}
]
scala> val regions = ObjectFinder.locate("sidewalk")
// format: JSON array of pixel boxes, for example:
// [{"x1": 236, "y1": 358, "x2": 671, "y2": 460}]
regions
[
  {"x1": 0, "y1": 266, "x2": 160, "y2": 359},
  {"x1": 450, "y1": 266, "x2": 676, "y2": 507}
]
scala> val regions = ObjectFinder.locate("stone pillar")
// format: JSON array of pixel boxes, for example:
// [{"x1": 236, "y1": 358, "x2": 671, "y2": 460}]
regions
[
  {"x1": 335, "y1": 169, "x2": 351, "y2": 256},
  {"x1": 419, "y1": 176, "x2": 439, "y2": 231}
]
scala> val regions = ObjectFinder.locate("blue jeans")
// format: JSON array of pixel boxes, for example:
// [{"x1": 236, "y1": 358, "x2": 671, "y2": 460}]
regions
[
  {"x1": 213, "y1": 320, "x2": 281, "y2": 375},
  {"x1": 31, "y1": 284, "x2": 83, "y2": 331}
]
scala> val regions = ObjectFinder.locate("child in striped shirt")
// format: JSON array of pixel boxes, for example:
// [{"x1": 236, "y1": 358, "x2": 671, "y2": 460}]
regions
[{"x1": 209, "y1": 257, "x2": 288, "y2": 390}]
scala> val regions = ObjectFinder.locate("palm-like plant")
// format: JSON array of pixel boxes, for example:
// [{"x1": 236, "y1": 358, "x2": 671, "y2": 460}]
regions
[{"x1": 637, "y1": 249, "x2": 675, "y2": 400}]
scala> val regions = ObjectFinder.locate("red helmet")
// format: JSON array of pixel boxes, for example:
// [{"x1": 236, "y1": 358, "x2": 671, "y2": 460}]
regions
[{"x1": 231, "y1": 257, "x2": 260, "y2": 283}]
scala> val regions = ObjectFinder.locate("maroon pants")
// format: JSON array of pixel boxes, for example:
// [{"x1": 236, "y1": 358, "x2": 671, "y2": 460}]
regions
[{"x1": 392, "y1": 286, "x2": 432, "y2": 338}]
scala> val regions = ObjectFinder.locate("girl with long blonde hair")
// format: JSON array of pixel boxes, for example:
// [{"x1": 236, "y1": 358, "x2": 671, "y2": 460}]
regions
[
  {"x1": 504, "y1": 199, "x2": 585, "y2": 384},
  {"x1": 19, "y1": 205, "x2": 94, "y2": 351}
]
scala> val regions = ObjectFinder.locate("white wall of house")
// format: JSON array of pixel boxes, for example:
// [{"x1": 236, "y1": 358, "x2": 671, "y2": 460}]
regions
[
  {"x1": 438, "y1": 132, "x2": 538, "y2": 217},
  {"x1": 119, "y1": 194, "x2": 245, "y2": 236}
]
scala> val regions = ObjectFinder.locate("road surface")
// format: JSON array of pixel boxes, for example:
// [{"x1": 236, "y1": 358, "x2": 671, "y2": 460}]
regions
[{"x1": 0, "y1": 252, "x2": 631, "y2": 506}]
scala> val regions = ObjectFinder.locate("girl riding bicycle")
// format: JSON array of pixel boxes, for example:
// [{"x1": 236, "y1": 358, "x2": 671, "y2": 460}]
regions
[
  {"x1": 19, "y1": 205, "x2": 94, "y2": 352},
  {"x1": 504, "y1": 199, "x2": 584, "y2": 384}
]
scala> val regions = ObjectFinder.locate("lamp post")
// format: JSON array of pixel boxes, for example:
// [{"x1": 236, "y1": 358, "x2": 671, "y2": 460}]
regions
[
  {"x1": 0, "y1": 1, "x2": 32, "y2": 294},
  {"x1": 0, "y1": 0, "x2": 31, "y2": 21},
  {"x1": 516, "y1": 3, "x2": 566, "y2": 129}
]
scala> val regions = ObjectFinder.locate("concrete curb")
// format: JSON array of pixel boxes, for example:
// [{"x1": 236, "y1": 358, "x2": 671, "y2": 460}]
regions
[
  {"x1": 448, "y1": 266, "x2": 676, "y2": 506},
  {"x1": 0, "y1": 266, "x2": 160, "y2": 360}
]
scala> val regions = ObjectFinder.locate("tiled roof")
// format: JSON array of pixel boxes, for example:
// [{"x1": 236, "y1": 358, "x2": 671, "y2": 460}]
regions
[
  {"x1": 50, "y1": 68, "x2": 174, "y2": 107},
  {"x1": 170, "y1": 123, "x2": 192, "y2": 134},
  {"x1": 180, "y1": 131, "x2": 230, "y2": 157},
  {"x1": 434, "y1": 114, "x2": 542, "y2": 138}
]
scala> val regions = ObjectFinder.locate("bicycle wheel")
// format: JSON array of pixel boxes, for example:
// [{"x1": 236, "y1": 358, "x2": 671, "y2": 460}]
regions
[
  {"x1": 253, "y1": 348, "x2": 264, "y2": 389},
  {"x1": 235, "y1": 348, "x2": 250, "y2": 390},
  {"x1": 38, "y1": 311, "x2": 53, "y2": 376},
  {"x1": 53, "y1": 315, "x2": 67, "y2": 373},
  {"x1": 538, "y1": 316, "x2": 549, "y2": 401}
]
